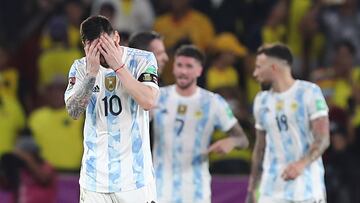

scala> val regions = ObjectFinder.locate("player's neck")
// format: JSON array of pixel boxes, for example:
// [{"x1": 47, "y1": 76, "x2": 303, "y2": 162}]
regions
[
  {"x1": 175, "y1": 84, "x2": 197, "y2": 97},
  {"x1": 272, "y1": 75, "x2": 295, "y2": 93}
]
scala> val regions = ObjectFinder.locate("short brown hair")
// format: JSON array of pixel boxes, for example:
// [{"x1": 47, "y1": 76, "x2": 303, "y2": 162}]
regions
[
  {"x1": 257, "y1": 43, "x2": 293, "y2": 65},
  {"x1": 175, "y1": 45, "x2": 205, "y2": 66}
]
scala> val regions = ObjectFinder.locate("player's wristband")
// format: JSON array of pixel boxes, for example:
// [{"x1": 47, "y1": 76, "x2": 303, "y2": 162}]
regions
[{"x1": 114, "y1": 63, "x2": 125, "y2": 73}]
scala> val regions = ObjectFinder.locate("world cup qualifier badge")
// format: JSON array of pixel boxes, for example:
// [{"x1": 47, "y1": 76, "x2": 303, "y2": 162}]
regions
[
  {"x1": 69, "y1": 77, "x2": 76, "y2": 85},
  {"x1": 67, "y1": 77, "x2": 76, "y2": 90}
]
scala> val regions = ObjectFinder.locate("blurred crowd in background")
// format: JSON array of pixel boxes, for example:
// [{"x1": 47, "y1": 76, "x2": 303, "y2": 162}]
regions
[{"x1": 0, "y1": 0, "x2": 360, "y2": 202}]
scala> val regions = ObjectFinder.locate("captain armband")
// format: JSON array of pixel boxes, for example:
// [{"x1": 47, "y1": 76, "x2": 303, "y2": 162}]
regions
[{"x1": 138, "y1": 73, "x2": 158, "y2": 85}]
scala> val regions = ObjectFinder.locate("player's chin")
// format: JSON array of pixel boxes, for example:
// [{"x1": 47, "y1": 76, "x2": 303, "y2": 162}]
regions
[{"x1": 176, "y1": 81, "x2": 191, "y2": 89}]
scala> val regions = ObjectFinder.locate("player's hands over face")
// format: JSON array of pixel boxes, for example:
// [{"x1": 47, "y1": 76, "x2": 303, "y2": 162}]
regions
[
  {"x1": 99, "y1": 33, "x2": 124, "y2": 70},
  {"x1": 85, "y1": 39, "x2": 101, "y2": 76},
  {"x1": 207, "y1": 137, "x2": 236, "y2": 155},
  {"x1": 281, "y1": 159, "x2": 307, "y2": 181}
]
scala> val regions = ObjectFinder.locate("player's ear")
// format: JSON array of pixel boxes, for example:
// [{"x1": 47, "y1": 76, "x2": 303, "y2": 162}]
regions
[
  {"x1": 114, "y1": 30, "x2": 120, "y2": 45},
  {"x1": 271, "y1": 63, "x2": 277, "y2": 71},
  {"x1": 196, "y1": 63, "x2": 203, "y2": 77}
]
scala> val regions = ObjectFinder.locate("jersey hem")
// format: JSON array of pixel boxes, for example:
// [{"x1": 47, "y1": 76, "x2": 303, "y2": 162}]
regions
[{"x1": 79, "y1": 178, "x2": 154, "y2": 193}]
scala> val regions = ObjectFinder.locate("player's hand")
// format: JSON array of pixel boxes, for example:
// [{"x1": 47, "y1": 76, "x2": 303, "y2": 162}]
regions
[
  {"x1": 207, "y1": 137, "x2": 236, "y2": 155},
  {"x1": 85, "y1": 39, "x2": 101, "y2": 76},
  {"x1": 245, "y1": 191, "x2": 257, "y2": 203},
  {"x1": 99, "y1": 33, "x2": 124, "y2": 70},
  {"x1": 281, "y1": 159, "x2": 307, "y2": 181}
]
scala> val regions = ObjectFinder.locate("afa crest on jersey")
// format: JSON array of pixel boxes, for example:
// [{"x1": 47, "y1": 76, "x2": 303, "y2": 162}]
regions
[
  {"x1": 105, "y1": 76, "x2": 116, "y2": 91},
  {"x1": 177, "y1": 104, "x2": 187, "y2": 115}
]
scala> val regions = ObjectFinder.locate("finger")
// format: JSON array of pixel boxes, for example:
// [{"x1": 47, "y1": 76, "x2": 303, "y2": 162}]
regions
[
  {"x1": 207, "y1": 143, "x2": 219, "y2": 153},
  {"x1": 88, "y1": 39, "x2": 98, "y2": 56},
  {"x1": 95, "y1": 43, "x2": 101, "y2": 55},
  {"x1": 99, "y1": 44, "x2": 108, "y2": 57},
  {"x1": 100, "y1": 34, "x2": 112, "y2": 49},
  {"x1": 289, "y1": 170, "x2": 297, "y2": 179},
  {"x1": 95, "y1": 47, "x2": 100, "y2": 59},
  {"x1": 84, "y1": 41, "x2": 90, "y2": 55},
  {"x1": 91, "y1": 41, "x2": 101, "y2": 57},
  {"x1": 281, "y1": 169, "x2": 288, "y2": 180},
  {"x1": 102, "y1": 33, "x2": 113, "y2": 45},
  {"x1": 101, "y1": 34, "x2": 116, "y2": 52}
]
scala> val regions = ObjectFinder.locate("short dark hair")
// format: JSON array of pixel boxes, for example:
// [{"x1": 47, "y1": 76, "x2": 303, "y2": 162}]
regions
[
  {"x1": 257, "y1": 43, "x2": 293, "y2": 65},
  {"x1": 335, "y1": 40, "x2": 356, "y2": 55},
  {"x1": 175, "y1": 45, "x2": 205, "y2": 66},
  {"x1": 80, "y1": 15, "x2": 114, "y2": 43},
  {"x1": 128, "y1": 31, "x2": 163, "y2": 51}
]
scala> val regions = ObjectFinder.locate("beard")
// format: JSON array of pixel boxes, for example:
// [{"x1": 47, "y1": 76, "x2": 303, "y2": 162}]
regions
[
  {"x1": 176, "y1": 77, "x2": 195, "y2": 90},
  {"x1": 100, "y1": 54, "x2": 110, "y2": 68}
]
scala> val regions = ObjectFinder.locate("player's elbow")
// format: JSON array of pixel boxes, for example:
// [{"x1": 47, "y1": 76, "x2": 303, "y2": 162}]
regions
[
  {"x1": 140, "y1": 87, "x2": 158, "y2": 110},
  {"x1": 140, "y1": 98, "x2": 156, "y2": 111}
]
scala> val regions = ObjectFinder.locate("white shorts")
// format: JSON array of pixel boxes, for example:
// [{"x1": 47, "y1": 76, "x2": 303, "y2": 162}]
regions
[
  {"x1": 80, "y1": 181, "x2": 157, "y2": 203},
  {"x1": 258, "y1": 196, "x2": 326, "y2": 203}
]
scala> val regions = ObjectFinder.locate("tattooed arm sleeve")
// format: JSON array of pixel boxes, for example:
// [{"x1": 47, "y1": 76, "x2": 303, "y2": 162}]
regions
[{"x1": 65, "y1": 75, "x2": 96, "y2": 120}]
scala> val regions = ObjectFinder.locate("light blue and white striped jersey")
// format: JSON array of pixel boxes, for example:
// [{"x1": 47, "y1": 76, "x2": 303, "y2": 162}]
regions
[
  {"x1": 152, "y1": 85, "x2": 237, "y2": 203},
  {"x1": 253, "y1": 80, "x2": 328, "y2": 201},
  {"x1": 64, "y1": 47, "x2": 159, "y2": 193}
]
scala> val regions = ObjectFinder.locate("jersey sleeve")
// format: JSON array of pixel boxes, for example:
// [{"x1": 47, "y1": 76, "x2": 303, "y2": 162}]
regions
[
  {"x1": 213, "y1": 94, "x2": 237, "y2": 132},
  {"x1": 253, "y1": 93, "x2": 264, "y2": 130},
  {"x1": 136, "y1": 52, "x2": 159, "y2": 90},
  {"x1": 306, "y1": 83, "x2": 329, "y2": 120},
  {"x1": 64, "y1": 59, "x2": 86, "y2": 102}
]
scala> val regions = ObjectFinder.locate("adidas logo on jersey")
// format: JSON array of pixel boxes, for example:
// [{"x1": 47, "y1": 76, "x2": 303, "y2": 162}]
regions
[{"x1": 93, "y1": 85, "x2": 100, "y2": 92}]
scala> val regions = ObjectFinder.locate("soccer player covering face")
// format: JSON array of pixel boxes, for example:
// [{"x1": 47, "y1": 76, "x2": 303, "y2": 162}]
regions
[
  {"x1": 246, "y1": 43, "x2": 330, "y2": 203},
  {"x1": 64, "y1": 15, "x2": 159, "y2": 203},
  {"x1": 152, "y1": 45, "x2": 249, "y2": 203}
]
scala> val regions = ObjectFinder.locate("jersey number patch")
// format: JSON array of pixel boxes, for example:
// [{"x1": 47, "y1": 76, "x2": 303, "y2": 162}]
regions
[{"x1": 102, "y1": 95, "x2": 122, "y2": 116}]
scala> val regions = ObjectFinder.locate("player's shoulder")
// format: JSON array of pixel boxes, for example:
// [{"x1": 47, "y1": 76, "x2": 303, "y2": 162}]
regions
[
  {"x1": 70, "y1": 57, "x2": 86, "y2": 70},
  {"x1": 254, "y1": 90, "x2": 271, "y2": 103},
  {"x1": 297, "y1": 80, "x2": 321, "y2": 92},
  {"x1": 198, "y1": 87, "x2": 225, "y2": 104},
  {"x1": 124, "y1": 46, "x2": 155, "y2": 61},
  {"x1": 68, "y1": 57, "x2": 85, "y2": 77},
  {"x1": 297, "y1": 80, "x2": 318, "y2": 87}
]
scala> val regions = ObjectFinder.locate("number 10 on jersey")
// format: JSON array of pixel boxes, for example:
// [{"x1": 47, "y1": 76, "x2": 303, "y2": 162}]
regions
[{"x1": 102, "y1": 95, "x2": 122, "y2": 116}]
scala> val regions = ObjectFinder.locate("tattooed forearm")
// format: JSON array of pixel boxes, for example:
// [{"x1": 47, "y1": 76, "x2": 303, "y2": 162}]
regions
[
  {"x1": 66, "y1": 75, "x2": 96, "y2": 119},
  {"x1": 227, "y1": 123, "x2": 249, "y2": 148},
  {"x1": 304, "y1": 117, "x2": 330, "y2": 164},
  {"x1": 248, "y1": 130, "x2": 266, "y2": 192}
]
